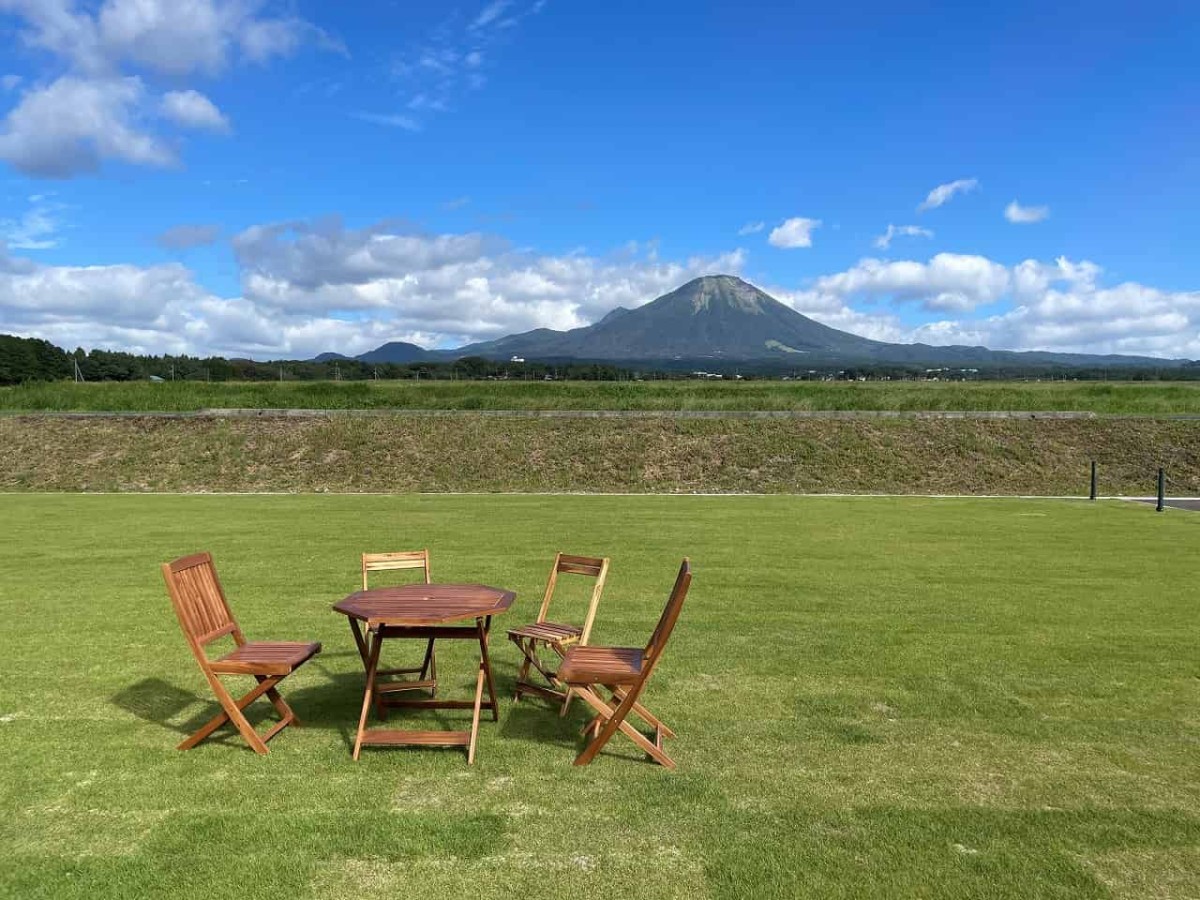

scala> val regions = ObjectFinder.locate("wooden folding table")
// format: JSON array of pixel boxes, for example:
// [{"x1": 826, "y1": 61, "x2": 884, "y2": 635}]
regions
[{"x1": 334, "y1": 583, "x2": 514, "y2": 764}]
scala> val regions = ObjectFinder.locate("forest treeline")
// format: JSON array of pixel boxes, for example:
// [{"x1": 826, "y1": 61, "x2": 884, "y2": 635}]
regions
[{"x1": 3, "y1": 332, "x2": 1200, "y2": 385}]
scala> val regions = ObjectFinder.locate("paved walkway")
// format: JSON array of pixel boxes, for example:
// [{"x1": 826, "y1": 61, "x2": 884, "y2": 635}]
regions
[{"x1": 1132, "y1": 498, "x2": 1200, "y2": 511}]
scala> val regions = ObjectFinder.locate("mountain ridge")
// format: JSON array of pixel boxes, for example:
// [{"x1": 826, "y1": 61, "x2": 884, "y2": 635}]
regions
[{"x1": 315, "y1": 275, "x2": 1188, "y2": 368}]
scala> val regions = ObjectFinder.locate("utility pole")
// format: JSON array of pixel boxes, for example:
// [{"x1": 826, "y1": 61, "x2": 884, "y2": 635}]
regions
[
  {"x1": 279, "y1": 365, "x2": 284, "y2": 383},
  {"x1": 73, "y1": 359, "x2": 84, "y2": 383}
]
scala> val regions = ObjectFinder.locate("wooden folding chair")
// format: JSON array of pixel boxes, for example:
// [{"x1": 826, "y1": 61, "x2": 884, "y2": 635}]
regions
[
  {"x1": 360, "y1": 549, "x2": 438, "y2": 709},
  {"x1": 507, "y1": 553, "x2": 609, "y2": 713},
  {"x1": 557, "y1": 558, "x2": 691, "y2": 768},
  {"x1": 161, "y1": 552, "x2": 321, "y2": 755}
]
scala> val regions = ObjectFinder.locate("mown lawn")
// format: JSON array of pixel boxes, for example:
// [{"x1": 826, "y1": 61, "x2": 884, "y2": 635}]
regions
[
  {"x1": 0, "y1": 495, "x2": 1197, "y2": 899},
  {"x1": 5, "y1": 378, "x2": 1200, "y2": 414}
]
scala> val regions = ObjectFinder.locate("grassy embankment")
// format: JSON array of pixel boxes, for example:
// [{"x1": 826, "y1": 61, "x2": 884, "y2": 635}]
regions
[{"x1": 0, "y1": 414, "x2": 1197, "y2": 494}]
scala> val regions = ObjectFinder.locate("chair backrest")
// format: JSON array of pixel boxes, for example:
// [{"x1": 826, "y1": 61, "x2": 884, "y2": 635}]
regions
[
  {"x1": 642, "y1": 558, "x2": 691, "y2": 673},
  {"x1": 537, "y1": 553, "x2": 610, "y2": 645},
  {"x1": 162, "y1": 552, "x2": 244, "y2": 657},
  {"x1": 362, "y1": 549, "x2": 431, "y2": 590}
]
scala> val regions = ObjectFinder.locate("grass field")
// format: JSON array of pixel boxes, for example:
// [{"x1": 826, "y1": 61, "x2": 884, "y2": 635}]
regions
[
  {"x1": 1, "y1": 494, "x2": 1197, "y2": 898},
  {"x1": 5, "y1": 379, "x2": 1200, "y2": 414}
]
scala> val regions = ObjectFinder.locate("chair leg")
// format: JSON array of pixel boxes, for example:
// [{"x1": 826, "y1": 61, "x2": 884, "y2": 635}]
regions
[
  {"x1": 420, "y1": 639, "x2": 437, "y2": 697},
  {"x1": 572, "y1": 685, "x2": 675, "y2": 769},
  {"x1": 513, "y1": 639, "x2": 533, "y2": 702},
  {"x1": 261, "y1": 677, "x2": 299, "y2": 727},
  {"x1": 182, "y1": 673, "x2": 278, "y2": 755},
  {"x1": 353, "y1": 630, "x2": 383, "y2": 761},
  {"x1": 608, "y1": 686, "x2": 675, "y2": 739}
]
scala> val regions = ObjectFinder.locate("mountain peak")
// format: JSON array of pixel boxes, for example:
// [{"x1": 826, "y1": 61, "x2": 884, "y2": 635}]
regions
[{"x1": 663, "y1": 274, "x2": 769, "y2": 315}]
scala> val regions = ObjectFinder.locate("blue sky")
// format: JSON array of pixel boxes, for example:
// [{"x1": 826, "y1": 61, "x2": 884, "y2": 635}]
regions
[{"x1": 0, "y1": 0, "x2": 1198, "y2": 359}]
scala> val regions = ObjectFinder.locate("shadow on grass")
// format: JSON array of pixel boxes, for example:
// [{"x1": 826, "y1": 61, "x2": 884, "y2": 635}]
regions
[
  {"x1": 110, "y1": 677, "x2": 220, "y2": 737},
  {"x1": 111, "y1": 644, "x2": 548, "y2": 755},
  {"x1": 111, "y1": 670, "x2": 366, "y2": 752}
]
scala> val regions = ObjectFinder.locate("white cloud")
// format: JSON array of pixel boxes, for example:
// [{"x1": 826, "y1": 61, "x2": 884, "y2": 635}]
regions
[
  {"x1": 229, "y1": 217, "x2": 749, "y2": 348},
  {"x1": 805, "y1": 253, "x2": 1011, "y2": 312},
  {"x1": 388, "y1": 0, "x2": 538, "y2": 130},
  {"x1": 4, "y1": 222, "x2": 1199, "y2": 361},
  {"x1": 737, "y1": 221, "x2": 765, "y2": 236},
  {"x1": 873, "y1": 224, "x2": 933, "y2": 250},
  {"x1": 351, "y1": 112, "x2": 421, "y2": 131},
  {"x1": 0, "y1": 0, "x2": 333, "y2": 177},
  {"x1": 3, "y1": 0, "x2": 327, "y2": 77},
  {"x1": 160, "y1": 90, "x2": 230, "y2": 132},
  {"x1": 768, "y1": 217, "x2": 821, "y2": 249},
  {"x1": 787, "y1": 253, "x2": 1200, "y2": 358},
  {"x1": 472, "y1": 1, "x2": 513, "y2": 30},
  {"x1": 1, "y1": 74, "x2": 21, "y2": 91},
  {"x1": 0, "y1": 76, "x2": 174, "y2": 177},
  {"x1": 918, "y1": 178, "x2": 979, "y2": 212},
  {"x1": 1, "y1": 193, "x2": 66, "y2": 250},
  {"x1": 1004, "y1": 200, "x2": 1050, "y2": 224}
]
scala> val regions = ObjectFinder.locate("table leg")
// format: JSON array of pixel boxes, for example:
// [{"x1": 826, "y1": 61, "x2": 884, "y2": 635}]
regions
[
  {"x1": 348, "y1": 618, "x2": 369, "y2": 670},
  {"x1": 467, "y1": 662, "x2": 486, "y2": 765},
  {"x1": 352, "y1": 628, "x2": 382, "y2": 761},
  {"x1": 477, "y1": 617, "x2": 499, "y2": 722}
]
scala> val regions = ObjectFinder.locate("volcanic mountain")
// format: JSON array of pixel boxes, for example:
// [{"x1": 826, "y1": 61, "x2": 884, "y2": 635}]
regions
[{"x1": 322, "y1": 275, "x2": 1185, "y2": 368}]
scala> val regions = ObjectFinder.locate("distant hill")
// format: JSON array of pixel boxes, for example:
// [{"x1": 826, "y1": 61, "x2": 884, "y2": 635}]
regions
[
  {"x1": 324, "y1": 275, "x2": 1189, "y2": 369},
  {"x1": 355, "y1": 342, "x2": 432, "y2": 364},
  {"x1": 312, "y1": 342, "x2": 431, "y2": 364}
]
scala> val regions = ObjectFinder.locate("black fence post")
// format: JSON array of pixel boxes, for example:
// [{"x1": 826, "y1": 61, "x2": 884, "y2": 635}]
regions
[
  {"x1": 1089, "y1": 461, "x2": 1097, "y2": 501},
  {"x1": 1156, "y1": 468, "x2": 1165, "y2": 512}
]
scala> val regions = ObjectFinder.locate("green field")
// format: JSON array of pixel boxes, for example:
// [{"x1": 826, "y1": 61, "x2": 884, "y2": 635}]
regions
[
  {"x1": 5, "y1": 379, "x2": 1200, "y2": 414},
  {"x1": 1, "y1": 494, "x2": 1197, "y2": 898}
]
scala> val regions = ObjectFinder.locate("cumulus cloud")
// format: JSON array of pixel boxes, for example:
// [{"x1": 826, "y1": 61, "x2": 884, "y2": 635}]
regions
[
  {"x1": 768, "y1": 217, "x2": 821, "y2": 249},
  {"x1": 738, "y1": 221, "x2": 765, "y2": 236},
  {"x1": 4, "y1": 221, "x2": 1199, "y2": 361},
  {"x1": 917, "y1": 178, "x2": 979, "y2": 212},
  {"x1": 230, "y1": 217, "x2": 747, "y2": 346},
  {"x1": 157, "y1": 223, "x2": 222, "y2": 250},
  {"x1": 804, "y1": 253, "x2": 1011, "y2": 312},
  {"x1": 787, "y1": 253, "x2": 1200, "y2": 358},
  {"x1": 1004, "y1": 200, "x2": 1050, "y2": 224},
  {"x1": 873, "y1": 224, "x2": 933, "y2": 250},
  {"x1": 0, "y1": 76, "x2": 174, "y2": 177},
  {"x1": 3, "y1": 0, "x2": 327, "y2": 77},
  {"x1": 160, "y1": 90, "x2": 230, "y2": 132},
  {"x1": 0, "y1": 0, "x2": 332, "y2": 177}
]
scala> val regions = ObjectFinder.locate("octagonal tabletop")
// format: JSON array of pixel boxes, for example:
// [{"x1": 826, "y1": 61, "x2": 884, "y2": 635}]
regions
[{"x1": 333, "y1": 583, "x2": 515, "y2": 628}]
